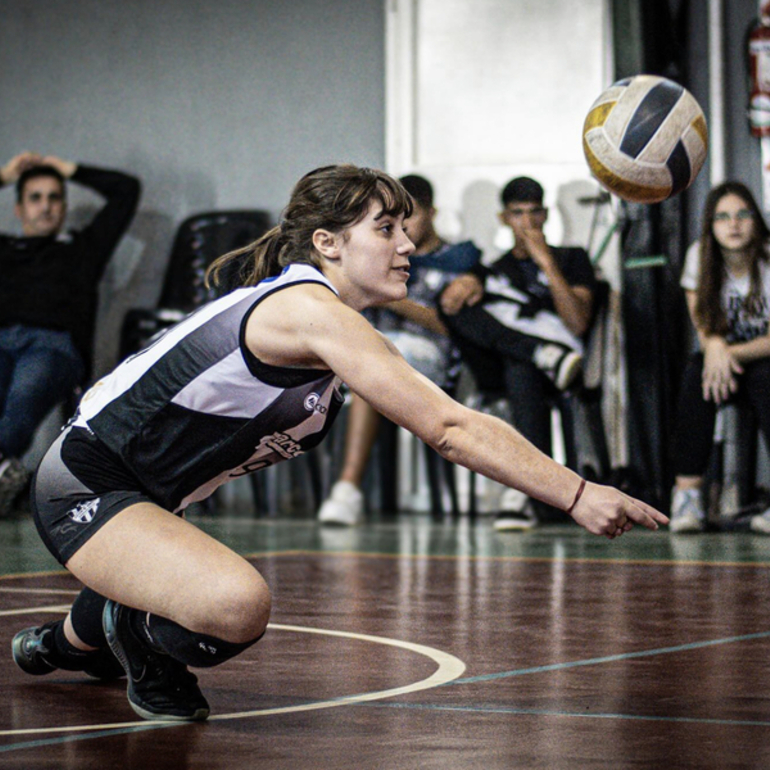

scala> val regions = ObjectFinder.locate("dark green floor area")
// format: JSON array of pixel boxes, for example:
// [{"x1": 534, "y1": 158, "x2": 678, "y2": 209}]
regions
[{"x1": 4, "y1": 508, "x2": 770, "y2": 578}]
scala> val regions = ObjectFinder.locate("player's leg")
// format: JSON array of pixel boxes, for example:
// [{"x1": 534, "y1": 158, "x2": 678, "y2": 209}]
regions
[
  {"x1": 670, "y1": 352, "x2": 716, "y2": 533},
  {"x1": 61, "y1": 502, "x2": 270, "y2": 721},
  {"x1": 737, "y1": 359, "x2": 770, "y2": 534},
  {"x1": 318, "y1": 394, "x2": 380, "y2": 525},
  {"x1": 492, "y1": 359, "x2": 554, "y2": 531}
]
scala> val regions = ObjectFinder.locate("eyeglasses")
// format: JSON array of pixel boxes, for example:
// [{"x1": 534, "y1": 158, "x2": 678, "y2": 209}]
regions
[
  {"x1": 505, "y1": 206, "x2": 547, "y2": 218},
  {"x1": 713, "y1": 209, "x2": 754, "y2": 223}
]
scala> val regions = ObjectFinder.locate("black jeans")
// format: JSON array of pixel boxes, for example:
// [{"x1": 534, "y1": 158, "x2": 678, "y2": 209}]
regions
[
  {"x1": 671, "y1": 353, "x2": 770, "y2": 477},
  {"x1": 439, "y1": 302, "x2": 562, "y2": 456}
]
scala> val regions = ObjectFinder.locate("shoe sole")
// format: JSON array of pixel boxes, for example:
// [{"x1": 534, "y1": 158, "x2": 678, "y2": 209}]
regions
[
  {"x1": 669, "y1": 519, "x2": 705, "y2": 534},
  {"x1": 555, "y1": 353, "x2": 583, "y2": 391},
  {"x1": 11, "y1": 628, "x2": 56, "y2": 675},
  {"x1": 750, "y1": 519, "x2": 770, "y2": 535},
  {"x1": 494, "y1": 521, "x2": 537, "y2": 532},
  {"x1": 103, "y1": 601, "x2": 209, "y2": 722}
]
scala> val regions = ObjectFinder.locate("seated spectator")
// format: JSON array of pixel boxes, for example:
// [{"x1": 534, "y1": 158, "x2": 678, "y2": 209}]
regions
[
  {"x1": 317, "y1": 174, "x2": 481, "y2": 525},
  {"x1": 670, "y1": 181, "x2": 770, "y2": 534},
  {"x1": 439, "y1": 176, "x2": 596, "y2": 531},
  {"x1": 0, "y1": 152, "x2": 140, "y2": 516}
]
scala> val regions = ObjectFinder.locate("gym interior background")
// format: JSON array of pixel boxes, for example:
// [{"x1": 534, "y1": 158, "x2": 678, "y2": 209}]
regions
[{"x1": 0, "y1": 0, "x2": 765, "y2": 509}]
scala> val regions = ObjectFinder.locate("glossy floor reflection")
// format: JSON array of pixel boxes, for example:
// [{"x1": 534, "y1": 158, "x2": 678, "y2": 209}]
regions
[{"x1": 2, "y1": 509, "x2": 770, "y2": 769}]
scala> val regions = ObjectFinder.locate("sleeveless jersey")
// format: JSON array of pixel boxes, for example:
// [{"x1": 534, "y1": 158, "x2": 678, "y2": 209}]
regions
[{"x1": 72, "y1": 264, "x2": 344, "y2": 512}]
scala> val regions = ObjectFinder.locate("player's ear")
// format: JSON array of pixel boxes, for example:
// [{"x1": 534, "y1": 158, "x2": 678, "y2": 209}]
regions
[{"x1": 312, "y1": 229, "x2": 340, "y2": 260}]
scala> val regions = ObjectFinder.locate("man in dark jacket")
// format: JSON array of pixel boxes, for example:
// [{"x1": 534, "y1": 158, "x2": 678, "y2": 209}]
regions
[{"x1": 0, "y1": 152, "x2": 141, "y2": 515}]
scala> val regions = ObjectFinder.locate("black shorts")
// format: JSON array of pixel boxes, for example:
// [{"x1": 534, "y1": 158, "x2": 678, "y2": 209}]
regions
[{"x1": 33, "y1": 426, "x2": 155, "y2": 565}]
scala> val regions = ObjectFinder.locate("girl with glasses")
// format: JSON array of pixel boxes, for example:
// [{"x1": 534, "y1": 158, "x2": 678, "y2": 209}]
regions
[{"x1": 670, "y1": 181, "x2": 770, "y2": 533}]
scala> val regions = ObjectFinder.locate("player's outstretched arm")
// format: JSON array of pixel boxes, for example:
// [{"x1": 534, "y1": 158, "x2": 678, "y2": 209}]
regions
[{"x1": 248, "y1": 283, "x2": 669, "y2": 539}]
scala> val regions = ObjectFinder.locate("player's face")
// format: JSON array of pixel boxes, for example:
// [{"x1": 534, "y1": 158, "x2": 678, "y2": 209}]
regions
[
  {"x1": 335, "y1": 200, "x2": 415, "y2": 307},
  {"x1": 15, "y1": 176, "x2": 67, "y2": 237},
  {"x1": 499, "y1": 201, "x2": 548, "y2": 240},
  {"x1": 403, "y1": 202, "x2": 435, "y2": 251},
  {"x1": 712, "y1": 193, "x2": 756, "y2": 254}
]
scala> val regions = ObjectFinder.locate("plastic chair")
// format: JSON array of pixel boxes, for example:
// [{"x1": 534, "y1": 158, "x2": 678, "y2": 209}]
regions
[{"x1": 120, "y1": 210, "x2": 271, "y2": 358}]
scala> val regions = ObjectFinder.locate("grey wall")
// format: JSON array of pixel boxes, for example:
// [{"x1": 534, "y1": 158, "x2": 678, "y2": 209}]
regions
[{"x1": 0, "y1": 0, "x2": 385, "y2": 372}]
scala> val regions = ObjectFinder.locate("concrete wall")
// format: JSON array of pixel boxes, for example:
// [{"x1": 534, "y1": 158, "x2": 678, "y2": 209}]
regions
[{"x1": 0, "y1": 0, "x2": 385, "y2": 373}]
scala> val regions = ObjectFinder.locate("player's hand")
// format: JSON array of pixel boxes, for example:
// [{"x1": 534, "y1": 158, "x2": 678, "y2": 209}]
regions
[
  {"x1": 702, "y1": 336, "x2": 742, "y2": 404},
  {"x1": 40, "y1": 156, "x2": 77, "y2": 178},
  {"x1": 440, "y1": 274, "x2": 484, "y2": 315},
  {"x1": 0, "y1": 152, "x2": 44, "y2": 185},
  {"x1": 568, "y1": 481, "x2": 669, "y2": 540}
]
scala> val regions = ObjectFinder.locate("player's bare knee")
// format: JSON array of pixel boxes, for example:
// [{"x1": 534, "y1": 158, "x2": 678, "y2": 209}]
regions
[{"x1": 210, "y1": 570, "x2": 271, "y2": 643}]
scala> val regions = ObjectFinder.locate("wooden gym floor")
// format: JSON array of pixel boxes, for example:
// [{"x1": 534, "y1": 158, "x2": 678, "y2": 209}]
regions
[{"x1": 1, "y1": 507, "x2": 770, "y2": 769}]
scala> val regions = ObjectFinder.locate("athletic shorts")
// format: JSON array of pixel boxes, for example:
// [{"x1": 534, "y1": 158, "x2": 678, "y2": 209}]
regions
[{"x1": 33, "y1": 425, "x2": 155, "y2": 566}]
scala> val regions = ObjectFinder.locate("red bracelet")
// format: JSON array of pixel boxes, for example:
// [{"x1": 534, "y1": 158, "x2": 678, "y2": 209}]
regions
[{"x1": 564, "y1": 479, "x2": 586, "y2": 515}]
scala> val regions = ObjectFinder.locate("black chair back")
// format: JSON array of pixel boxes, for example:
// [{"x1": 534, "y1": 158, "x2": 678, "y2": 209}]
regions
[{"x1": 159, "y1": 210, "x2": 271, "y2": 311}]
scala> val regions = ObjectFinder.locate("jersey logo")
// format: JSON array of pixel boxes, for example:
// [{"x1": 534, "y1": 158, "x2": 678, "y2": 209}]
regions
[
  {"x1": 304, "y1": 392, "x2": 327, "y2": 414},
  {"x1": 67, "y1": 498, "x2": 101, "y2": 524}
]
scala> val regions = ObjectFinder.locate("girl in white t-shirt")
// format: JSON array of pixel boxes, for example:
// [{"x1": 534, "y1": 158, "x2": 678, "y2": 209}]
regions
[{"x1": 671, "y1": 181, "x2": 770, "y2": 533}]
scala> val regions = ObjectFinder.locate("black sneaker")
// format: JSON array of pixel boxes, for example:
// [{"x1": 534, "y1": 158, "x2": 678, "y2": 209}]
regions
[
  {"x1": 84, "y1": 647, "x2": 127, "y2": 680},
  {"x1": 12, "y1": 622, "x2": 59, "y2": 675},
  {"x1": 12, "y1": 621, "x2": 127, "y2": 679},
  {"x1": 103, "y1": 600, "x2": 210, "y2": 722}
]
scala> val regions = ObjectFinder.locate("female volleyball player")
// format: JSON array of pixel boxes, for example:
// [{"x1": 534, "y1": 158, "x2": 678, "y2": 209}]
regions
[
  {"x1": 670, "y1": 181, "x2": 770, "y2": 533},
  {"x1": 12, "y1": 165, "x2": 668, "y2": 722}
]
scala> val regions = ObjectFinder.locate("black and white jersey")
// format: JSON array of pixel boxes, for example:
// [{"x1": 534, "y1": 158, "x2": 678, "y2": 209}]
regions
[{"x1": 72, "y1": 264, "x2": 344, "y2": 512}]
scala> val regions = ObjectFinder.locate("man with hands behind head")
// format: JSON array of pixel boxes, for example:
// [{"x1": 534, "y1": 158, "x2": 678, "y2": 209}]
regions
[
  {"x1": 439, "y1": 176, "x2": 596, "y2": 531},
  {"x1": 0, "y1": 152, "x2": 140, "y2": 516}
]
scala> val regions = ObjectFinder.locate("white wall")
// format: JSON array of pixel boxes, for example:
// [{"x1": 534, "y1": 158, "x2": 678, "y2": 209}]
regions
[
  {"x1": 0, "y1": 0, "x2": 385, "y2": 373},
  {"x1": 386, "y1": 0, "x2": 617, "y2": 280}
]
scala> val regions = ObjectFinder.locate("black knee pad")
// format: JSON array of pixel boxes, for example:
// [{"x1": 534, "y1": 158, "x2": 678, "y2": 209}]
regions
[{"x1": 142, "y1": 613, "x2": 264, "y2": 668}]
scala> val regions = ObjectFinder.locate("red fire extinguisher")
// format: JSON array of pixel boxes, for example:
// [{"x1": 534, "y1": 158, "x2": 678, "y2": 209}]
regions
[{"x1": 748, "y1": 3, "x2": 770, "y2": 136}]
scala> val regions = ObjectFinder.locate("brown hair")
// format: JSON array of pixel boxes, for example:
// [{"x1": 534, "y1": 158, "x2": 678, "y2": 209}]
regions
[
  {"x1": 207, "y1": 164, "x2": 413, "y2": 289},
  {"x1": 694, "y1": 181, "x2": 770, "y2": 335}
]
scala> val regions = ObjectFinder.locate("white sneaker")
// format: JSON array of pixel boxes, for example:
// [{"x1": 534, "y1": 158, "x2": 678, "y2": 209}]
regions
[
  {"x1": 669, "y1": 487, "x2": 705, "y2": 534},
  {"x1": 532, "y1": 344, "x2": 583, "y2": 390},
  {"x1": 750, "y1": 508, "x2": 770, "y2": 535},
  {"x1": 317, "y1": 481, "x2": 364, "y2": 526},
  {"x1": 494, "y1": 488, "x2": 537, "y2": 531}
]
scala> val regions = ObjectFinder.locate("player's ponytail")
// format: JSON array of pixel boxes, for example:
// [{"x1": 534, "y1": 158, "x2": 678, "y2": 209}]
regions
[{"x1": 207, "y1": 164, "x2": 412, "y2": 290}]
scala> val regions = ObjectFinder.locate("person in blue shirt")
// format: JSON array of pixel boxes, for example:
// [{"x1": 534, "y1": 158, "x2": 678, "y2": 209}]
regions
[{"x1": 318, "y1": 174, "x2": 481, "y2": 525}]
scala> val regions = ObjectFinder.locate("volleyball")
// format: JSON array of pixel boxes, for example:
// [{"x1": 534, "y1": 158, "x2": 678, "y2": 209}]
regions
[{"x1": 582, "y1": 75, "x2": 708, "y2": 204}]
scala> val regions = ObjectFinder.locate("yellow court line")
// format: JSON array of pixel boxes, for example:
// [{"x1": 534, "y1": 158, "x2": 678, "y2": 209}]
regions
[
  {"x1": 0, "y1": 588, "x2": 79, "y2": 595},
  {"x1": 0, "y1": 622, "x2": 466, "y2": 737}
]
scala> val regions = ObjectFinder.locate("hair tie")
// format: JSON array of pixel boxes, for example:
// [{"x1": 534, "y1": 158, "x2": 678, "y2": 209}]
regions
[{"x1": 565, "y1": 478, "x2": 586, "y2": 515}]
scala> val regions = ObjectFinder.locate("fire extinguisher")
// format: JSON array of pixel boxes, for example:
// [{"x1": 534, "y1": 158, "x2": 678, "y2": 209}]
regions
[{"x1": 748, "y1": 3, "x2": 770, "y2": 136}]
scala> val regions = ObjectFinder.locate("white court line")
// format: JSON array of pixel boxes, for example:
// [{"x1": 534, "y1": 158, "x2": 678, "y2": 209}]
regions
[{"x1": 0, "y1": 622, "x2": 467, "y2": 737}]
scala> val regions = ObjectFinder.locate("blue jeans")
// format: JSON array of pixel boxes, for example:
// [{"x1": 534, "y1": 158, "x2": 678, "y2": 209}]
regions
[{"x1": 0, "y1": 325, "x2": 85, "y2": 457}]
